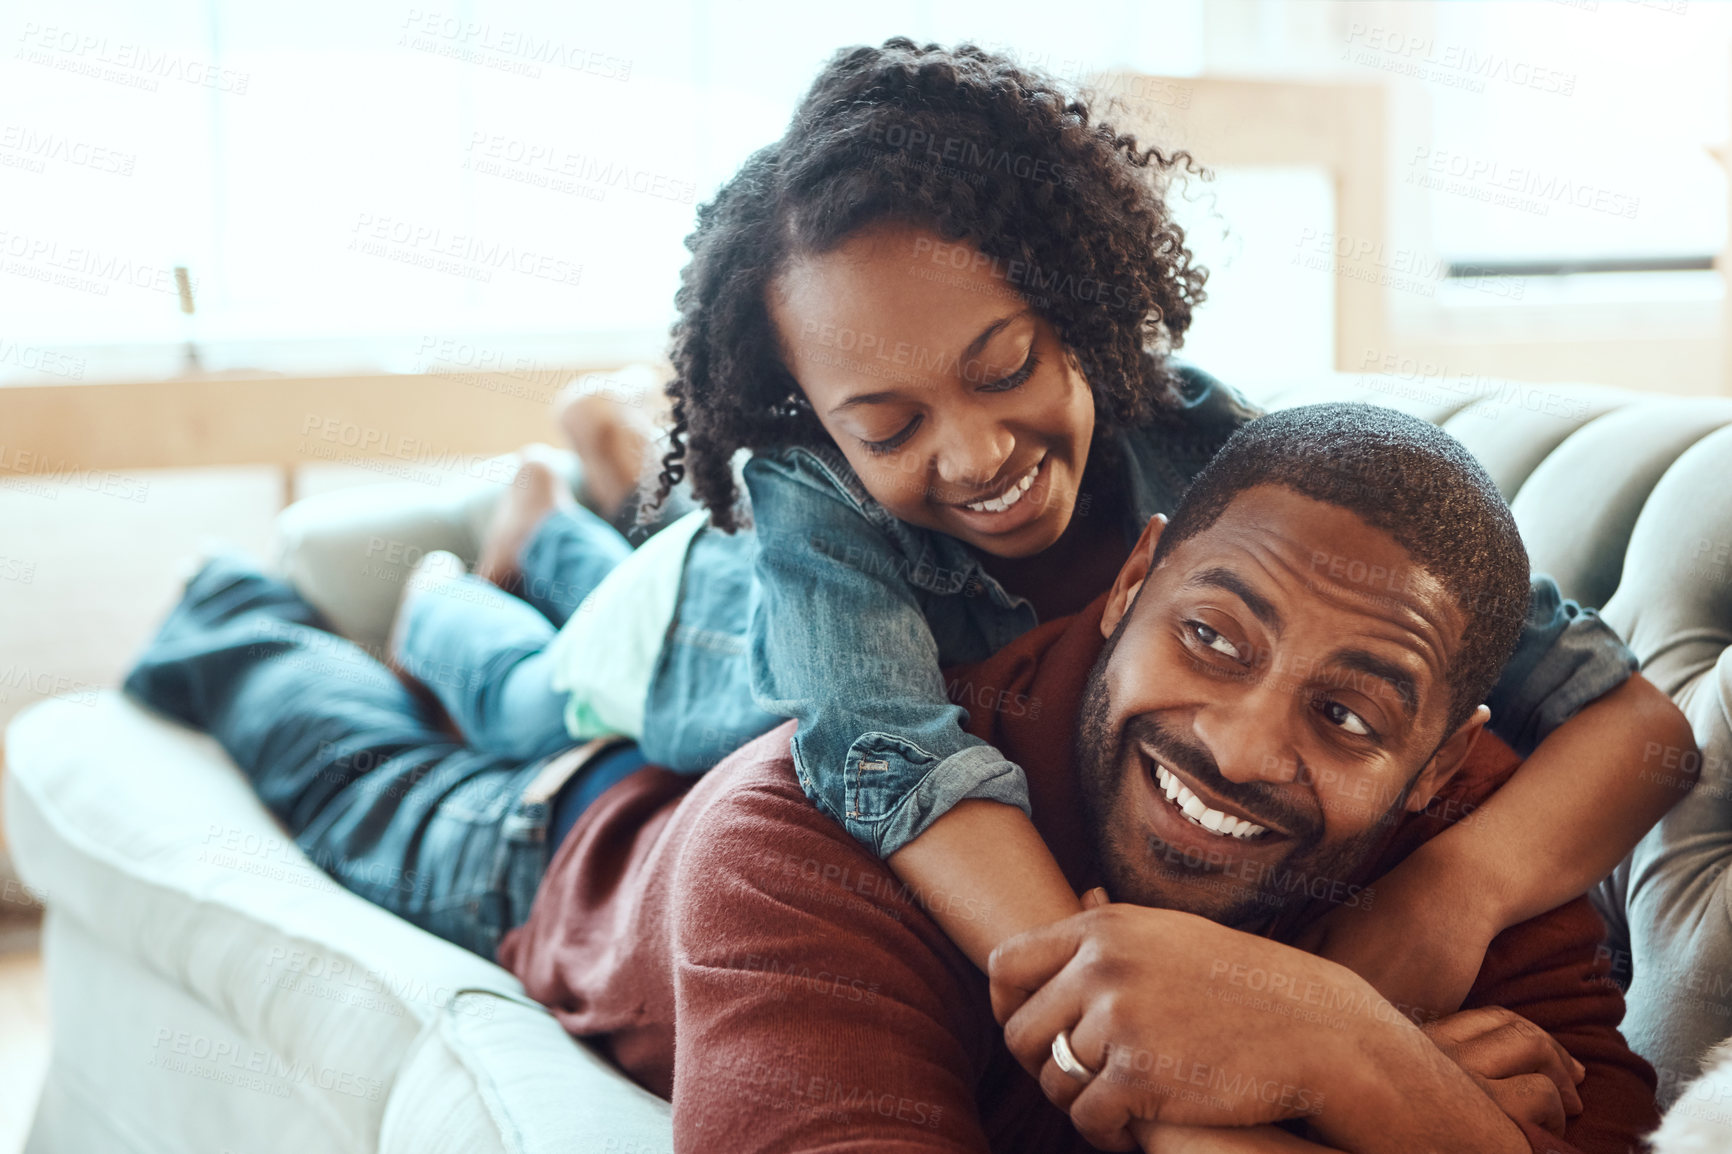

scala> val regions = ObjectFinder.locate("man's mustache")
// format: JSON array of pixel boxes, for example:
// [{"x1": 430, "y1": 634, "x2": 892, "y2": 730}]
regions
[{"x1": 1125, "y1": 714, "x2": 1323, "y2": 844}]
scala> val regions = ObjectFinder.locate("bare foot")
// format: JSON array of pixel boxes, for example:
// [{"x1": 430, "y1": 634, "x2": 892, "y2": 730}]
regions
[
  {"x1": 474, "y1": 446, "x2": 576, "y2": 588},
  {"x1": 555, "y1": 368, "x2": 664, "y2": 519}
]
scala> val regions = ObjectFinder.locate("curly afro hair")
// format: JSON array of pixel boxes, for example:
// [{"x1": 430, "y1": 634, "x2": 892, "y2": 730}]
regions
[{"x1": 652, "y1": 37, "x2": 1210, "y2": 532}]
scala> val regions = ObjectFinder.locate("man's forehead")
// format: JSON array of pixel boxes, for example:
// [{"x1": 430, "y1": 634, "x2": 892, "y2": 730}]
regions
[{"x1": 1161, "y1": 486, "x2": 1465, "y2": 680}]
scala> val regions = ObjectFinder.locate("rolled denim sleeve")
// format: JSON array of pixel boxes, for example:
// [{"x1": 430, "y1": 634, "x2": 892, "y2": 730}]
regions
[
  {"x1": 1483, "y1": 574, "x2": 1639, "y2": 757},
  {"x1": 744, "y1": 458, "x2": 1031, "y2": 860}
]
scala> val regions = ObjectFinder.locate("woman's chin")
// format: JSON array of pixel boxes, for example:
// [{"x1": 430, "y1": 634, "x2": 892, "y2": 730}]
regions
[{"x1": 953, "y1": 501, "x2": 1074, "y2": 559}]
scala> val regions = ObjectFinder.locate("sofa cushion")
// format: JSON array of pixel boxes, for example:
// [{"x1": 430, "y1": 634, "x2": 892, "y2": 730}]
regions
[
  {"x1": 27, "y1": 910, "x2": 359, "y2": 1153},
  {"x1": 3, "y1": 692, "x2": 672, "y2": 1153}
]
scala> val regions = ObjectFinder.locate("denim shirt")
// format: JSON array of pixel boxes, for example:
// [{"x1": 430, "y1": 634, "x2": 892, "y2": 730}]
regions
[{"x1": 639, "y1": 362, "x2": 1637, "y2": 858}]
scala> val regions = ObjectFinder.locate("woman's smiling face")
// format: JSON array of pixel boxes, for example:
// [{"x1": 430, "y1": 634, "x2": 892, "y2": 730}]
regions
[{"x1": 768, "y1": 222, "x2": 1097, "y2": 559}]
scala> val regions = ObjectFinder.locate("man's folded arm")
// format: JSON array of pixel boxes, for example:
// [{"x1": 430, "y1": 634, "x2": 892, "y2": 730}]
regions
[{"x1": 1462, "y1": 895, "x2": 1661, "y2": 1154}]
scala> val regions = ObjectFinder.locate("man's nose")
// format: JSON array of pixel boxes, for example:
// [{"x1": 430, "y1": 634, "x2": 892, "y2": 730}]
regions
[
  {"x1": 933, "y1": 408, "x2": 1014, "y2": 490},
  {"x1": 1189, "y1": 681, "x2": 1304, "y2": 786}
]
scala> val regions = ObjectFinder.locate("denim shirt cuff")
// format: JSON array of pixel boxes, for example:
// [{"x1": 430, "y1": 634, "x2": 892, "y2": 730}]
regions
[
  {"x1": 1485, "y1": 603, "x2": 1638, "y2": 758},
  {"x1": 838, "y1": 739, "x2": 1032, "y2": 859}
]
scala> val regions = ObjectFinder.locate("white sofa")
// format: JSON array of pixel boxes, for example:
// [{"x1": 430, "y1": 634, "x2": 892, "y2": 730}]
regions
[
  {"x1": 4, "y1": 691, "x2": 672, "y2": 1153},
  {"x1": 8, "y1": 370, "x2": 1732, "y2": 1151}
]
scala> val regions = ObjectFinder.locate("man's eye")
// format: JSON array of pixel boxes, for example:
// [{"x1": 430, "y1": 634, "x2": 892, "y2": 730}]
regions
[
  {"x1": 1319, "y1": 699, "x2": 1373, "y2": 737},
  {"x1": 1190, "y1": 622, "x2": 1242, "y2": 660}
]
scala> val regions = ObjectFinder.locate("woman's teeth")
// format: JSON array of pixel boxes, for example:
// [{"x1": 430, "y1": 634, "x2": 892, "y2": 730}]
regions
[
  {"x1": 1154, "y1": 763, "x2": 1268, "y2": 840},
  {"x1": 965, "y1": 461, "x2": 1040, "y2": 514}
]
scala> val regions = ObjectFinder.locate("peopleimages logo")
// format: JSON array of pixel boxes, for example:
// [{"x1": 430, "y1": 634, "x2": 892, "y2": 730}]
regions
[
  {"x1": 0, "y1": 228, "x2": 196, "y2": 298},
  {"x1": 910, "y1": 237, "x2": 1136, "y2": 310},
  {"x1": 1407, "y1": 147, "x2": 1640, "y2": 220},
  {"x1": 0, "y1": 444, "x2": 149, "y2": 502},
  {"x1": 0, "y1": 339, "x2": 85, "y2": 380},
  {"x1": 398, "y1": 10, "x2": 632, "y2": 81},
  {"x1": 148, "y1": 1027, "x2": 384, "y2": 1102},
  {"x1": 347, "y1": 213, "x2": 583, "y2": 287},
  {"x1": 15, "y1": 23, "x2": 250, "y2": 93},
  {"x1": 866, "y1": 121, "x2": 1069, "y2": 187},
  {"x1": 463, "y1": 131, "x2": 696, "y2": 204},
  {"x1": 0, "y1": 125, "x2": 135, "y2": 176}
]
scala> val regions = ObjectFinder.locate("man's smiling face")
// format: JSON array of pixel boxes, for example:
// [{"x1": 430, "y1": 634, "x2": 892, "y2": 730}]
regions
[{"x1": 1077, "y1": 484, "x2": 1486, "y2": 930}]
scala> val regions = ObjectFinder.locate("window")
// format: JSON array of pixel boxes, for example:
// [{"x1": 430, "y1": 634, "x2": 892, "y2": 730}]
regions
[{"x1": 1, "y1": 0, "x2": 1204, "y2": 382}]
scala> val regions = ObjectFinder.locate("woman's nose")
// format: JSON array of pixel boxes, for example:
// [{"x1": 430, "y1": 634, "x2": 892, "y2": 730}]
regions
[{"x1": 933, "y1": 413, "x2": 1015, "y2": 490}]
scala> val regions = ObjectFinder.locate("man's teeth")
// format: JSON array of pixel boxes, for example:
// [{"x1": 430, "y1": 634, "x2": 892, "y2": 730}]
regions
[
  {"x1": 1153, "y1": 763, "x2": 1268, "y2": 840},
  {"x1": 965, "y1": 461, "x2": 1040, "y2": 513}
]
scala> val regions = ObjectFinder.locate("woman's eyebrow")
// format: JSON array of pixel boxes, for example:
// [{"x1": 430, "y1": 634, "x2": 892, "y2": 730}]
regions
[
  {"x1": 960, "y1": 309, "x2": 1032, "y2": 363},
  {"x1": 828, "y1": 390, "x2": 903, "y2": 415},
  {"x1": 827, "y1": 309, "x2": 1034, "y2": 415}
]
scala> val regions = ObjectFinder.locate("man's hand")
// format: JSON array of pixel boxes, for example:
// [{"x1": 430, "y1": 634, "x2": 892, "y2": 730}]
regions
[
  {"x1": 989, "y1": 903, "x2": 1372, "y2": 1147},
  {"x1": 990, "y1": 902, "x2": 1533, "y2": 1154},
  {"x1": 1422, "y1": 1007, "x2": 1586, "y2": 1135},
  {"x1": 1122, "y1": 1012, "x2": 1582, "y2": 1150}
]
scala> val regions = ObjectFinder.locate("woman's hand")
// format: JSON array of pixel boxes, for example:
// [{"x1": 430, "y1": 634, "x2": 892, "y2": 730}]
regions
[{"x1": 1421, "y1": 1007, "x2": 1586, "y2": 1135}]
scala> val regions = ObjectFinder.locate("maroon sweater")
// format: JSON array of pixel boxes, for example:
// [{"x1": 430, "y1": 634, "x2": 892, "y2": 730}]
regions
[{"x1": 498, "y1": 595, "x2": 1658, "y2": 1154}]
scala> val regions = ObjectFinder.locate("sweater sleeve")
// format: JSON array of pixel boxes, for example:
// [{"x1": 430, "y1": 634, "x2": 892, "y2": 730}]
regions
[
  {"x1": 665, "y1": 766, "x2": 996, "y2": 1153},
  {"x1": 1462, "y1": 895, "x2": 1660, "y2": 1154}
]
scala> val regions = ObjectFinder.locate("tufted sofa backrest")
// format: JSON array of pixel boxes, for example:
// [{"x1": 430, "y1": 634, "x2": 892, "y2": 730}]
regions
[{"x1": 1253, "y1": 374, "x2": 1732, "y2": 612}]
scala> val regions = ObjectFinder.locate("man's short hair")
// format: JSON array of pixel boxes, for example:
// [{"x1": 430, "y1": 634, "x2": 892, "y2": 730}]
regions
[{"x1": 1153, "y1": 403, "x2": 1531, "y2": 733}]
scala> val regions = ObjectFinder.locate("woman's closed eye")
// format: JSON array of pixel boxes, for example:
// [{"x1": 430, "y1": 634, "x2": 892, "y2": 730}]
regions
[
  {"x1": 977, "y1": 348, "x2": 1040, "y2": 393},
  {"x1": 858, "y1": 350, "x2": 1036, "y2": 455},
  {"x1": 861, "y1": 415, "x2": 923, "y2": 456}
]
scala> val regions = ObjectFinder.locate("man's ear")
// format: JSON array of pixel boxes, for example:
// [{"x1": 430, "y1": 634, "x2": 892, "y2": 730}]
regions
[
  {"x1": 1404, "y1": 704, "x2": 1491, "y2": 814},
  {"x1": 1101, "y1": 514, "x2": 1167, "y2": 640}
]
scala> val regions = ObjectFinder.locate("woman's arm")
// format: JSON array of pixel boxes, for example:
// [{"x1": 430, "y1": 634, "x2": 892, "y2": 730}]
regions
[
  {"x1": 745, "y1": 453, "x2": 1081, "y2": 970},
  {"x1": 888, "y1": 800, "x2": 1081, "y2": 969},
  {"x1": 1430, "y1": 670, "x2": 1696, "y2": 926}
]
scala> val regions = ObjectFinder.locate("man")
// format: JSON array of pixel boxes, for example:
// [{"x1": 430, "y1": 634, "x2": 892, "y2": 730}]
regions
[{"x1": 126, "y1": 405, "x2": 1659, "y2": 1153}]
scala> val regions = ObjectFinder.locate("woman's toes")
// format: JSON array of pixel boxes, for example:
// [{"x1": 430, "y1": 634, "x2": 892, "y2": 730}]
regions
[
  {"x1": 475, "y1": 453, "x2": 575, "y2": 588},
  {"x1": 511, "y1": 444, "x2": 577, "y2": 506},
  {"x1": 556, "y1": 389, "x2": 653, "y2": 519}
]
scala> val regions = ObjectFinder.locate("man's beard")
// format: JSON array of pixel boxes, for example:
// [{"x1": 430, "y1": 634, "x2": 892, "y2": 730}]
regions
[{"x1": 1074, "y1": 639, "x2": 1407, "y2": 931}]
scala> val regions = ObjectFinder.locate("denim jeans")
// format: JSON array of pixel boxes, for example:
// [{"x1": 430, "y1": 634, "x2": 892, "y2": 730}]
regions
[
  {"x1": 394, "y1": 502, "x2": 634, "y2": 763},
  {"x1": 122, "y1": 555, "x2": 635, "y2": 961}
]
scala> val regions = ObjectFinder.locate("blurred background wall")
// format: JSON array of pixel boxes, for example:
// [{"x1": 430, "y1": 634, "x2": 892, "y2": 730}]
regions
[{"x1": 3, "y1": 0, "x2": 1728, "y2": 828}]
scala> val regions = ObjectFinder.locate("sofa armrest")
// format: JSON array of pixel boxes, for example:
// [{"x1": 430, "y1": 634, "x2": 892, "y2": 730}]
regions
[{"x1": 275, "y1": 453, "x2": 579, "y2": 652}]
